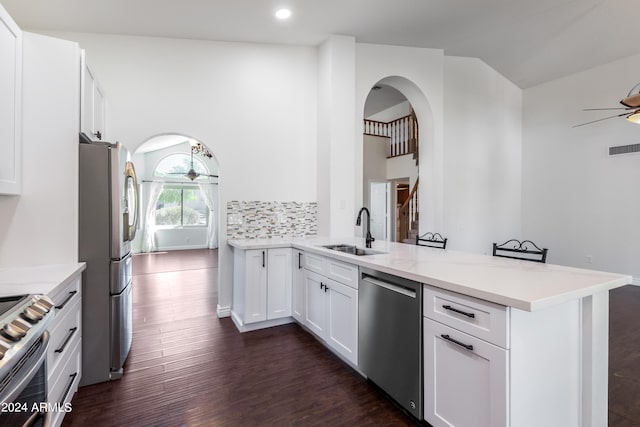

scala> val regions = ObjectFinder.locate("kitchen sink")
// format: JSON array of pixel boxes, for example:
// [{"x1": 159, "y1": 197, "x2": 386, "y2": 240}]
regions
[{"x1": 321, "y1": 244, "x2": 387, "y2": 256}]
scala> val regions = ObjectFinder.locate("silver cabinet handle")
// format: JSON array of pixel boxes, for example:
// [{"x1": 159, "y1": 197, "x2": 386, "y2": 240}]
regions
[{"x1": 362, "y1": 276, "x2": 416, "y2": 298}]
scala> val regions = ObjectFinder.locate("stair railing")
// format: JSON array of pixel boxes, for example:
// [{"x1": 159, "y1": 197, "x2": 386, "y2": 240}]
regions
[
  {"x1": 364, "y1": 112, "x2": 419, "y2": 162},
  {"x1": 399, "y1": 178, "x2": 419, "y2": 240}
]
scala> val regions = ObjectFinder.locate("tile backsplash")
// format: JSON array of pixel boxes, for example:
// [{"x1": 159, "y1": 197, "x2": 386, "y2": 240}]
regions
[{"x1": 227, "y1": 201, "x2": 317, "y2": 239}]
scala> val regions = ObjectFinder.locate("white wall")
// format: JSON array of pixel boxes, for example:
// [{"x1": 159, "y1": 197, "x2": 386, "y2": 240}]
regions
[
  {"x1": 44, "y1": 31, "x2": 318, "y2": 315},
  {"x1": 523, "y1": 53, "x2": 640, "y2": 280},
  {"x1": 0, "y1": 33, "x2": 79, "y2": 267},
  {"x1": 362, "y1": 134, "x2": 388, "y2": 209},
  {"x1": 387, "y1": 153, "x2": 418, "y2": 188},
  {"x1": 367, "y1": 100, "x2": 412, "y2": 121},
  {"x1": 316, "y1": 35, "x2": 356, "y2": 238},
  {"x1": 443, "y1": 56, "x2": 523, "y2": 254}
]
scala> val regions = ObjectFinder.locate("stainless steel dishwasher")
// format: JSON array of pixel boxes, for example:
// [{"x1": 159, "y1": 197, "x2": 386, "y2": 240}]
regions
[{"x1": 358, "y1": 267, "x2": 423, "y2": 420}]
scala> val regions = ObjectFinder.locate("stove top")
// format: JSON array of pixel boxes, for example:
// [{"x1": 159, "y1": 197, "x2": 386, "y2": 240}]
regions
[
  {"x1": 0, "y1": 294, "x2": 55, "y2": 377},
  {"x1": 0, "y1": 295, "x2": 30, "y2": 318}
]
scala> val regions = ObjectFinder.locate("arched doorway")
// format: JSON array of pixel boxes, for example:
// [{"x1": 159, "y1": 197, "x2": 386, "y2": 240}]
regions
[
  {"x1": 360, "y1": 76, "x2": 437, "y2": 243},
  {"x1": 132, "y1": 133, "x2": 220, "y2": 254}
]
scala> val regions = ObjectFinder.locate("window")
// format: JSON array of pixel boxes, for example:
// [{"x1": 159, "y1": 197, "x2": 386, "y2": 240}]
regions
[
  {"x1": 154, "y1": 153, "x2": 208, "y2": 179},
  {"x1": 155, "y1": 186, "x2": 208, "y2": 227}
]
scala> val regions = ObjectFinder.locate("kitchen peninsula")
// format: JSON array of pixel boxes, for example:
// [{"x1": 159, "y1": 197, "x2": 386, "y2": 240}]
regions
[{"x1": 229, "y1": 237, "x2": 630, "y2": 427}]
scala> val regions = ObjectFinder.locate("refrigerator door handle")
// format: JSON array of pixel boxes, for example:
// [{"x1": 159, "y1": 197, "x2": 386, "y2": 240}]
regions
[{"x1": 123, "y1": 161, "x2": 139, "y2": 242}]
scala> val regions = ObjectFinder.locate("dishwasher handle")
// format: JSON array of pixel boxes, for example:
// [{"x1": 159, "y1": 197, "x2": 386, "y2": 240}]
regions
[{"x1": 362, "y1": 276, "x2": 416, "y2": 298}]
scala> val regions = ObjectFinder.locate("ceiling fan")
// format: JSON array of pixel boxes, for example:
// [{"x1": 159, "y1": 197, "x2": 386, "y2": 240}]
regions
[
  {"x1": 167, "y1": 143, "x2": 218, "y2": 181},
  {"x1": 574, "y1": 82, "x2": 640, "y2": 127}
]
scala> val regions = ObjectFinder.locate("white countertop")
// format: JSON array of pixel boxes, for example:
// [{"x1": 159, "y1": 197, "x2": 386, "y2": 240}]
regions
[
  {"x1": 0, "y1": 263, "x2": 86, "y2": 297},
  {"x1": 228, "y1": 237, "x2": 632, "y2": 311}
]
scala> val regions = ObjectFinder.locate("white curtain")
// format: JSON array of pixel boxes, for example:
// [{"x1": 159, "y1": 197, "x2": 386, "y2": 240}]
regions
[
  {"x1": 141, "y1": 181, "x2": 164, "y2": 253},
  {"x1": 198, "y1": 183, "x2": 218, "y2": 249}
]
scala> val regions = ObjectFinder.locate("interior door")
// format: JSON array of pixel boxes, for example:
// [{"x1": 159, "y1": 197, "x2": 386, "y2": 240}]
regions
[{"x1": 369, "y1": 181, "x2": 390, "y2": 241}]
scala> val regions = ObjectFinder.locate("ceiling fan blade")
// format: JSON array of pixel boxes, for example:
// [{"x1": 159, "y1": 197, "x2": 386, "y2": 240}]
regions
[
  {"x1": 583, "y1": 107, "x2": 631, "y2": 111},
  {"x1": 572, "y1": 111, "x2": 631, "y2": 128}
]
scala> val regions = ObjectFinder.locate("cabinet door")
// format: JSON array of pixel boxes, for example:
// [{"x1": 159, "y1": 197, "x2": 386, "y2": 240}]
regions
[
  {"x1": 244, "y1": 250, "x2": 267, "y2": 323},
  {"x1": 80, "y1": 57, "x2": 105, "y2": 141},
  {"x1": 267, "y1": 248, "x2": 292, "y2": 320},
  {"x1": 0, "y1": 4, "x2": 22, "y2": 195},
  {"x1": 424, "y1": 318, "x2": 508, "y2": 427},
  {"x1": 325, "y1": 279, "x2": 358, "y2": 365},
  {"x1": 94, "y1": 80, "x2": 105, "y2": 140},
  {"x1": 304, "y1": 269, "x2": 326, "y2": 339},
  {"x1": 292, "y1": 250, "x2": 306, "y2": 324}
]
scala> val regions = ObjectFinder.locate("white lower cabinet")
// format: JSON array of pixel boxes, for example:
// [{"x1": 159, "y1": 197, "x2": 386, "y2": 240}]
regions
[
  {"x1": 292, "y1": 250, "x2": 305, "y2": 324},
  {"x1": 304, "y1": 269, "x2": 327, "y2": 337},
  {"x1": 267, "y1": 248, "x2": 292, "y2": 319},
  {"x1": 325, "y1": 279, "x2": 358, "y2": 363},
  {"x1": 423, "y1": 285, "x2": 586, "y2": 427},
  {"x1": 47, "y1": 273, "x2": 83, "y2": 427},
  {"x1": 424, "y1": 318, "x2": 508, "y2": 427},
  {"x1": 302, "y1": 258, "x2": 358, "y2": 365},
  {"x1": 232, "y1": 248, "x2": 293, "y2": 330}
]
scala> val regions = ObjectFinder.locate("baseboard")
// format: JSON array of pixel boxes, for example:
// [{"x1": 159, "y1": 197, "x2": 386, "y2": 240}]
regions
[
  {"x1": 216, "y1": 305, "x2": 231, "y2": 318},
  {"x1": 230, "y1": 310, "x2": 294, "y2": 333},
  {"x1": 156, "y1": 244, "x2": 208, "y2": 251}
]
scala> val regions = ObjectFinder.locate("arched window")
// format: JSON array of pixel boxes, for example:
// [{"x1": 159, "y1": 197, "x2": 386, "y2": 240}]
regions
[
  {"x1": 153, "y1": 153, "x2": 209, "y2": 179},
  {"x1": 152, "y1": 154, "x2": 210, "y2": 227}
]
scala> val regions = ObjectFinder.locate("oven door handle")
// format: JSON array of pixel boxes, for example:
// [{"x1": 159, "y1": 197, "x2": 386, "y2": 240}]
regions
[
  {"x1": 0, "y1": 330, "x2": 50, "y2": 405},
  {"x1": 24, "y1": 409, "x2": 52, "y2": 427}
]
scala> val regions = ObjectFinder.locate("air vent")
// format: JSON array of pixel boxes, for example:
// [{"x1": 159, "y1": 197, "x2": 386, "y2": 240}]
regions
[{"x1": 609, "y1": 143, "x2": 640, "y2": 156}]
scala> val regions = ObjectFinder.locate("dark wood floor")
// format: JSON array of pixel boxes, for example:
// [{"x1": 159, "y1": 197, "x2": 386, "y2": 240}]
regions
[
  {"x1": 608, "y1": 284, "x2": 640, "y2": 426},
  {"x1": 63, "y1": 249, "x2": 416, "y2": 426}
]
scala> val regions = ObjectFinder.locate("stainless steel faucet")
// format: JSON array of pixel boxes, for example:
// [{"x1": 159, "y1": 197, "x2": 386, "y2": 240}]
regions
[{"x1": 356, "y1": 207, "x2": 375, "y2": 248}]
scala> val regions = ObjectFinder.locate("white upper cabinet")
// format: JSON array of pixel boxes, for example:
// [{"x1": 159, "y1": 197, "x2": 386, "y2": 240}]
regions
[
  {"x1": 0, "y1": 4, "x2": 22, "y2": 195},
  {"x1": 80, "y1": 50, "x2": 106, "y2": 141}
]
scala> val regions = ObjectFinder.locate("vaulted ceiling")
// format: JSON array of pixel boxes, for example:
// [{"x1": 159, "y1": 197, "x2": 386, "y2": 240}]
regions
[{"x1": 2, "y1": 0, "x2": 637, "y2": 88}]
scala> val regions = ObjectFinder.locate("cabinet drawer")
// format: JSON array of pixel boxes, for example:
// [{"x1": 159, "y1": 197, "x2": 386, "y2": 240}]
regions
[
  {"x1": 423, "y1": 285, "x2": 509, "y2": 348},
  {"x1": 303, "y1": 252, "x2": 326, "y2": 275},
  {"x1": 326, "y1": 258, "x2": 358, "y2": 289},
  {"x1": 48, "y1": 297, "x2": 81, "y2": 381},
  {"x1": 49, "y1": 276, "x2": 81, "y2": 313},
  {"x1": 424, "y1": 318, "x2": 508, "y2": 427},
  {"x1": 48, "y1": 339, "x2": 80, "y2": 427}
]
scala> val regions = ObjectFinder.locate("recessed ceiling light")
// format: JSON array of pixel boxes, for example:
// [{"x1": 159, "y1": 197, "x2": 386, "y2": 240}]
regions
[{"x1": 275, "y1": 9, "x2": 291, "y2": 20}]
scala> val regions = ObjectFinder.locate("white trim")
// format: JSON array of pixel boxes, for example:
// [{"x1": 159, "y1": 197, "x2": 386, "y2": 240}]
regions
[
  {"x1": 216, "y1": 304, "x2": 231, "y2": 318},
  {"x1": 632, "y1": 277, "x2": 640, "y2": 286},
  {"x1": 230, "y1": 310, "x2": 294, "y2": 332},
  {"x1": 156, "y1": 244, "x2": 208, "y2": 251}
]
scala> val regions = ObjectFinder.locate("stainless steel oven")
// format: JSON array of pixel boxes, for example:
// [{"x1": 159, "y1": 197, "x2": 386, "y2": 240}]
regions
[{"x1": 0, "y1": 294, "x2": 55, "y2": 427}]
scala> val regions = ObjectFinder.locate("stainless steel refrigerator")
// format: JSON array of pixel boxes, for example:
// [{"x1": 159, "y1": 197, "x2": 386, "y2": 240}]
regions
[{"x1": 79, "y1": 137, "x2": 139, "y2": 386}]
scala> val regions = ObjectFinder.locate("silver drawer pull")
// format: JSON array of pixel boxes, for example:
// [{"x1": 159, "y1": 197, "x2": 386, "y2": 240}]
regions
[
  {"x1": 441, "y1": 334, "x2": 474, "y2": 351},
  {"x1": 362, "y1": 276, "x2": 416, "y2": 298},
  {"x1": 442, "y1": 304, "x2": 475, "y2": 318}
]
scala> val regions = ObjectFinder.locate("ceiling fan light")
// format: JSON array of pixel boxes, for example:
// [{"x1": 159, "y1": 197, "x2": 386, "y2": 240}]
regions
[
  {"x1": 186, "y1": 169, "x2": 199, "y2": 181},
  {"x1": 626, "y1": 111, "x2": 640, "y2": 124}
]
